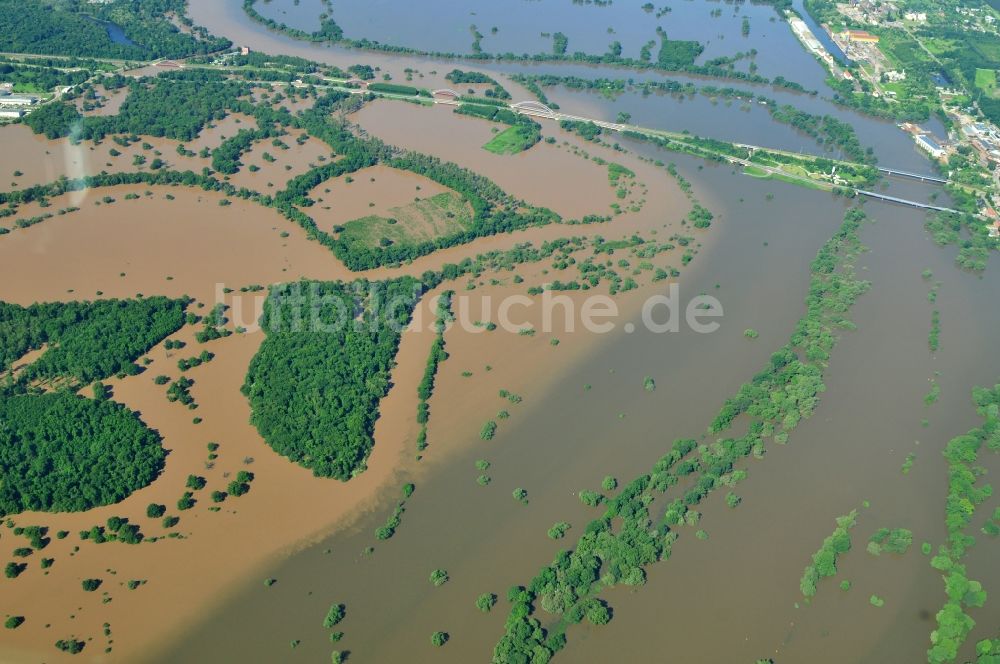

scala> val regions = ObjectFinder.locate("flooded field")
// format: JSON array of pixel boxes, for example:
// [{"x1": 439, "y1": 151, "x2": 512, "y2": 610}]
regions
[
  {"x1": 0, "y1": 76, "x2": 698, "y2": 661},
  {"x1": 252, "y1": 0, "x2": 828, "y2": 90},
  {"x1": 159, "y1": 149, "x2": 1000, "y2": 664},
  {"x1": 352, "y1": 100, "x2": 626, "y2": 220},
  {"x1": 0, "y1": 114, "x2": 256, "y2": 190},
  {"x1": 308, "y1": 164, "x2": 452, "y2": 229},
  {"x1": 2, "y1": 1, "x2": 998, "y2": 662},
  {"x1": 0, "y1": 184, "x2": 339, "y2": 303},
  {"x1": 224, "y1": 133, "x2": 334, "y2": 191}
]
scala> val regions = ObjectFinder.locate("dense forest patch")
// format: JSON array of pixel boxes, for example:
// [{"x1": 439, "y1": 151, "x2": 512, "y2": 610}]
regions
[
  {"x1": 25, "y1": 71, "x2": 255, "y2": 142},
  {"x1": 242, "y1": 278, "x2": 423, "y2": 479},
  {"x1": 0, "y1": 296, "x2": 188, "y2": 385},
  {"x1": 0, "y1": 296, "x2": 182, "y2": 515},
  {"x1": 0, "y1": 392, "x2": 165, "y2": 515},
  {"x1": 0, "y1": 0, "x2": 229, "y2": 60}
]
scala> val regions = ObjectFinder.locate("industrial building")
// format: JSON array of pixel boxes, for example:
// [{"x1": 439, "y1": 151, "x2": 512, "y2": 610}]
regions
[
  {"x1": 840, "y1": 30, "x2": 880, "y2": 43},
  {"x1": 914, "y1": 134, "x2": 947, "y2": 160}
]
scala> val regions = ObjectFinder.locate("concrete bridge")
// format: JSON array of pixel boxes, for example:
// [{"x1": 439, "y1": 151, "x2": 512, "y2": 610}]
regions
[
  {"x1": 510, "y1": 101, "x2": 627, "y2": 132},
  {"x1": 877, "y1": 168, "x2": 947, "y2": 184},
  {"x1": 856, "y1": 190, "x2": 954, "y2": 212},
  {"x1": 507, "y1": 99, "x2": 957, "y2": 193},
  {"x1": 300, "y1": 80, "x2": 958, "y2": 196}
]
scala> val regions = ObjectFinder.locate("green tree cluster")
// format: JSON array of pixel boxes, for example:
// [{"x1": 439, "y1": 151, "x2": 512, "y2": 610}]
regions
[
  {"x1": 242, "y1": 278, "x2": 421, "y2": 479},
  {"x1": 927, "y1": 386, "x2": 999, "y2": 664},
  {"x1": 445, "y1": 69, "x2": 510, "y2": 99},
  {"x1": 867, "y1": 527, "x2": 913, "y2": 556},
  {"x1": 0, "y1": 0, "x2": 229, "y2": 60},
  {"x1": 0, "y1": 296, "x2": 187, "y2": 384},
  {"x1": 0, "y1": 392, "x2": 165, "y2": 515},
  {"x1": 26, "y1": 71, "x2": 253, "y2": 142},
  {"x1": 492, "y1": 210, "x2": 871, "y2": 663},
  {"x1": 800, "y1": 510, "x2": 858, "y2": 598}
]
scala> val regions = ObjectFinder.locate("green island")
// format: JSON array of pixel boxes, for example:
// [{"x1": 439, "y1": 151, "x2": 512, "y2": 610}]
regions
[{"x1": 242, "y1": 278, "x2": 422, "y2": 479}]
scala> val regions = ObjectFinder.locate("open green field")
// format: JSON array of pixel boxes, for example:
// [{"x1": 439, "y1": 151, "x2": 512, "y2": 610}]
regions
[
  {"x1": 743, "y1": 163, "x2": 826, "y2": 190},
  {"x1": 338, "y1": 191, "x2": 473, "y2": 248},
  {"x1": 976, "y1": 68, "x2": 999, "y2": 97},
  {"x1": 483, "y1": 125, "x2": 539, "y2": 155},
  {"x1": 876, "y1": 31, "x2": 935, "y2": 69}
]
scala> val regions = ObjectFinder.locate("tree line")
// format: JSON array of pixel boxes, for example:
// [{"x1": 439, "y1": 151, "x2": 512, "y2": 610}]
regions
[
  {"x1": 493, "y1": 209, "x2": 871, "y2": 663},
  {"x1": 415, "y1": 291, "x2": 453, "y2": 452}
]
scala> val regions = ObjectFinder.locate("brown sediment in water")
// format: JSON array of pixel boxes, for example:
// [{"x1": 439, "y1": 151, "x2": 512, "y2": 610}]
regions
[
  {"x1": 181, "y1": 112, "x2": 260, "y2": 154},
  {"x1": 63, "y1": 5, "x2": 1000, "y2": 662},
  {"x1": 1, "y1": 99, "x2": 691, "y2": 318},
  {"x1": 0, "y1": 249, "x2": 683, "y2": 661},
  {"x1": 0, "y1": 296, "x2": 435, "y2": 661},
  {"x1": 0, "y1": 84, "x2": 701, "y2": 661},
  {"x1": 0, "y1": 115, "x2": 259, "y2": 191},
  {"x1": 352, "y1": 99, "x2": 617, "y2": 220},
  {"x1": 0, "y1": 184, "x2": 341, "y2": 304},
  {"x1": 223, "y1": 133, "x2": 334, "y2": 191}
]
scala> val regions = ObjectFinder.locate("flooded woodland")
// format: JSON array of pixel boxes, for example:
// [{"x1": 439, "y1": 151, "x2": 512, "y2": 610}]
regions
[{"x1": 0, "y1": 0, "x2": 998, "y2": 663}]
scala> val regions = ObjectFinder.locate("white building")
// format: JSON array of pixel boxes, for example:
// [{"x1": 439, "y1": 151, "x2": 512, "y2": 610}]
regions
[
  {"x1": 884, "y1": 70, "x2": 907, "y2": 82},
  {"x1": 0, "y1": 95, "x2": 38, "y2": 107},
  {"x1": 915, "y1": 134, "x2": 947, "y2": 160},
  {"x1": 904, "y1": 11, "x2": 927, "y2": 22},
  {"x1": 0, "y1": 108, "x2": 25, "y2": 119}
]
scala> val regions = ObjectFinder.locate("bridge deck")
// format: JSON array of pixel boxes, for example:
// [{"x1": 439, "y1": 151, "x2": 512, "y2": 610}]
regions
[
  {"x1": 877, "y1": 168, "x2": 947, "y2": 183},
  {"x1": 504, "y1": 99, "x2": 962, "y2": 199},
  {"x1": 856, "y1": 190, "x2": 953, "y2": 212}
]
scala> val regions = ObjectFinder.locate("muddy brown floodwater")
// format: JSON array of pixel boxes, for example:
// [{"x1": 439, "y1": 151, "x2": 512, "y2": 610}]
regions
[
  {"x1": 2, "y1": 2, "x2": 999, "y2": 661},
  {"x1": 157, "y1": 142, "x2": 1000, "y2": 664},
  {"x1": 0, "y1": 79, "x2": 696, "y2": 660},
  {"x1": 0, "y1": 184, "x2": 340, "y2": 304},
  {"x1": 352, "y1": 100, "x2": 618, "y2": 221}
]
